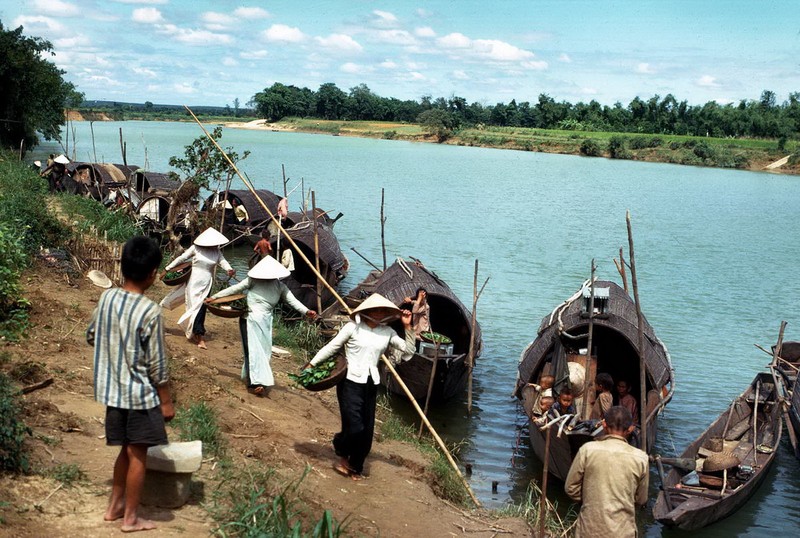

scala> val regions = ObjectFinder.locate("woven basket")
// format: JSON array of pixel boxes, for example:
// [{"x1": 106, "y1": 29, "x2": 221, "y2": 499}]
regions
[
  {"x1": 304, "y1": 355, "x2": 347, "y2": 392},
  {"x1": 206, "y1": 294, "x2": 247, "y2": 319},
  {"x1": 163, "y1": 262, "x2": 191, "y2": 286}
]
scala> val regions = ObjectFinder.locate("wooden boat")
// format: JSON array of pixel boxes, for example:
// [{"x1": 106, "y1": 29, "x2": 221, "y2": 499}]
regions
[
  {"x1": 652, "y1": 372, "x2": 781, "y2": 530},
  {"x1": 327, "y1": 258, "x2": 481, "y2": 403},
  {"x1": 768, "y1": 339, "x2": 800, "y2": 459},
  {"x1": 271, "y1": 220, "x2": 348, "y2": 312},
  {"x1": 202, "y1": 189, "x2": 283, "y2": 239},
  {"x1": 514, "y1": 279, "x2": 674, "y2": 481}
]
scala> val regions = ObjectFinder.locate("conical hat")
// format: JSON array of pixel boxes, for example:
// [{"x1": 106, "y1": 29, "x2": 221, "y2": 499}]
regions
[
  {"x1": 54, "y1": 154, "x2": 70, "y2": 165},
  {"x1": 350, "y1": 293, "x2": 400, "y2": 320},
  {"x1": 87, "y1": 269, "x2": 112, "y2": 288},
  {"x1": 193, "y1": 228, "x2": 229, "y2": 247},
  {"x1": 248, "y1": 255, "x2": 290, "y2": 280}
]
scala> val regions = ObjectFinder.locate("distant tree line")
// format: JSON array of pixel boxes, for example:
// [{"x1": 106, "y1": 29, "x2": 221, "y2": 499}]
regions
[{"x1": 252, "y1": 82, "x2": 800, "y2": 140}]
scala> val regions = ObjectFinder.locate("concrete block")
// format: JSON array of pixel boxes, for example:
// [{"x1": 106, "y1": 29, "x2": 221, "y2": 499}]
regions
[
  {"x1": 141, "y1": 470, "x2": 193, "y2": 508},
  {"x1": 146, "y1": 440, "x2": 202, "y2": 473}
]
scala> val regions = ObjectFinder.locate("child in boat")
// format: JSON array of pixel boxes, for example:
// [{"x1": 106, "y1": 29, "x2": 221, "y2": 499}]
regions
[
  {"x1": 616, "y1": 379, "x2": 639, "y2": 423},
  {"x1": 533, "y1": 396, "x2": 556, "y2": 425},
  {"x1": 591, "y1": 373, "x2": 614, "y2": 420},
  {"x1": 550, "y1": 388, "x2": 576, "y2": 415},
  {"x1": 529, "y1": 374, "x2": 555, "y2": 414}
]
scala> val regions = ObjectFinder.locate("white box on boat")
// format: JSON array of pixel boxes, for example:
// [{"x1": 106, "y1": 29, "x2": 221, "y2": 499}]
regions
[{"x1": 419, "y1": 341, "x2": 454, "y2": 358}]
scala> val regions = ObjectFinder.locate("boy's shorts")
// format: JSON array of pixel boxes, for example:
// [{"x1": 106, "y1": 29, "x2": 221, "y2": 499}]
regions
[{"x1": 105, "y1": 406, "x2": 168, "y2": 447}]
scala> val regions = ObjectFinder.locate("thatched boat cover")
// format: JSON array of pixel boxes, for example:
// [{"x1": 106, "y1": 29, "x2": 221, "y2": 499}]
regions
[
  {"x1": 517, "y1": 280, "x2": 671, "y2": 391},
  {"x1": 349, "y1": 259, "x2": 481, "y2": 356},
  {"x1": 203, "y1": 189, "x2": 282, "y2": 225},
  {"x1": 133, "y1": 170, "x2": 181, "y2": 194},
  {"x1": 285, "y1": 221, "x2": 346, "y2": 273},
  {"x1": 67, "y1": 162, "x2": 132, "y2": 186}
]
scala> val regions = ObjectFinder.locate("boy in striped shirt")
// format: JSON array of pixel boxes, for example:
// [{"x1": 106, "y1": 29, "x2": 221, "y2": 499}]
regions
[{"x1": 87, "y1": 236, "x2": 174, "y2": 532}]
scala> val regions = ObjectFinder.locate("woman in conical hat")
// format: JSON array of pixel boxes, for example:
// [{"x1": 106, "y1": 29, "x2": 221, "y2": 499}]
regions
[
  {"x1": 307, "y1": 293, "x2": 415, "y2": 480},
  {"x1": 206, "y1": 257, "x2": 317, "y2": 396},
  {"x1": 160, "y1": 228, "x2": 234, "y2": 349}
]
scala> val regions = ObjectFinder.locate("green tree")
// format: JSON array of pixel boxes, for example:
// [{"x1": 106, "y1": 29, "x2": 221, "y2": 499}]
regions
[
  {"x1": 0, "y1": 23, "x2": 81, "y2": 151},
  {"x1": 252, "y1": 83, "x2": 313, "y2": 121},
  {"x1": 417, "y1": 109, "x2": 460, "y2": 142},
  {"x1": 315, "y1": 82, "x2": 348, "y2": 120},
  {"x1": 168, "y1": 126, "x2": 249, "y2": 190}
]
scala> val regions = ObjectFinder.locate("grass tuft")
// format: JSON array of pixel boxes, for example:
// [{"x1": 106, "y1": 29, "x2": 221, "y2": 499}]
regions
[{"x1": 171, "y1": 401, "x2": 226, "y2": 459}]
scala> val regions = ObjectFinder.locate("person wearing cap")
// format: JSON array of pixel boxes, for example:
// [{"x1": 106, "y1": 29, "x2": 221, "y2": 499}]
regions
[
  {"x1": 307, "y1": 293, "x2": 415, "y2": 480},
  {"x1": 565, "y1": 406, "x2": 648, "y2": 537},
  {"x1": 161, "y1": 228, "x2": 235, "y2": 349},
  {"x1": 40, "y1": 154, "x2": 70, "y2": 192},
  {"x1": 206, "y1": 256, "x2": 317, "y2": 396}
]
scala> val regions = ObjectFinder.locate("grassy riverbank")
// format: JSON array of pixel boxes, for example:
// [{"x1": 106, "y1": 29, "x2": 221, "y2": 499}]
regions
[{"x1": 259, "y1": 118, "x2": 800, "y2": 175}]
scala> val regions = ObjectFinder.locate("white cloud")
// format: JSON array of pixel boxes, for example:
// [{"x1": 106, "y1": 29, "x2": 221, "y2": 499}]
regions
[
  {"x1": 636, "y1": 62, "x2": 656, "y2": 74},
  {"x1": 380, "y1": 59, "x2": 398, "y2": 69},
  {"x1": 240, "y1": 49, "x2": 268, "y2": 59},
  {"x1": 233, "y1": 7, "x2": 270, "y2": 19},
  {"x1": 132, "y1": 7, "x2": 163, "y2": 24},
  {"x1": 132, "y1": 66, "x2": 157, "y2": 78},
  {"x1": 372, "y1": 10, "x2": 398, "y2": 27},
  {"x1": 54, "y1": 35, "x2": 92, "y2": 48},
  {"x1": 416, "y1": 8, "x2": 432, "y2": 18},
  {"x1": 438, "y1": 32, "x2": 471, "y2": 49},
  {"x1": 113, "y1": 0, "x2": 166, "y2": 4},
  {"x1": 474, "y1": 39, "x2": 534, "y2": 62},
  {"x1": 262, "y1": 24, "x2": 305, "y2": 43},
  {"x1": 222, "y1": 57, "x2": 238, "y2": 67},
  {"x1": 87, "y1": 75, "x2": 121, "y2": 86},
  {"x1": 697, "y1": 75, "x2": 720, "y2": 88},
  {"x1": 521, "y1": 60, "x2": 548, "y2": 70},
  {"x1": 414, "y1": 26, "x2": 435, "y2": 38},
  {"x1": 340, "y1": 62, "x2": 373, "y2": 75},
  {"x1": 201, "y1": 12, "x2": 235, "y2": 30},
  {"x1": 373, "y1": 29, "x2": 417, "y2": 46},
  {"x1": 407, "y1": 72, "x2": 425, "y2": 81},
  {"x1": 12, "y1": 15, "x2": 66, "y2": 34},
  {"x1": 580, "y1": 87, "x2": 598, "y2": 95},
  {"x1": 173, "y1": 82, "x2": 197, "y2": 94},
  {"x1": 161, "y1": 24, "x2": 232, "y2": 45},
  {"x1": 32, "y1": 0, "x2": 79, "y2": 17},
  {"x1": 315, "y1": 34, "x2": 362, "y2": 53},
  {"x1": 559, "y1": 53, "x2": 572, "y2": 63},
  {"x1": 452, "y1": 70, "x2": 469, "y2": 80}
]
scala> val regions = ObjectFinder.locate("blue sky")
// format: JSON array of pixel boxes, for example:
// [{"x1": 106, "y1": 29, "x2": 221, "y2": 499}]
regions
[{"x1": 4, "y1": 0, "x2": 799, "y2": 108}]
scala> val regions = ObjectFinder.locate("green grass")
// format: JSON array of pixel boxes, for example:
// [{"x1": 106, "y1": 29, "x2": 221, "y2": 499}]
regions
[
  {"x1": 46, "y1": 463, "x2": 87, "y2": 487},
  {"x1": 55, "y1": 194, "x2": 142, "y2": 242},
  {"x1": 272, "y1": 311, "x2": 323, "y2": 363},
  {"x1": 171, "y1": 401, "x2": 226, "y2": 459},
  {"x1": 497, "y1": 481, "x2": 577, "y2": 537}
]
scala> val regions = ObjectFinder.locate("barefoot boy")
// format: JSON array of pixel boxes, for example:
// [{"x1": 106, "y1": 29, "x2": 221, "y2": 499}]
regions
[{"x1": 87, "y1": 236, "x2": 175, "y2": 532}]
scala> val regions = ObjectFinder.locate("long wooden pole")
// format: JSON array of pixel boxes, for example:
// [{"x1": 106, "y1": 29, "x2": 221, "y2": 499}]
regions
[
  {"x1": 467, "y1": 260, "x2": 479, "y2": 414},
  {"x1": 626, "y1": 211, "x2": 648, "y2": 451},
  {"x1": 380, "y1": 188, "x2": 387, "y2": 270},
  {"x1": 184, "y1": 106, "x2": 478, "y2": 505},
  {"x1": 768, "y1": 321, "x2": 797, "y2": 451},
  {"x1": 311, "y1": 191, "x2": 323, "y2": 315},
  {"x1": 418, "y1": 341, "x2": 440, "y2": 437},
  {"x1": 382, "y1": 357, "x2": 480, "y2": 507},
  {"x1": 752, "y1": 381, "x2": 761, "y2": 466},
  {"x1": 581, "y1": 259, "x2": 596, "y2": 420},
  {"x1": 538, "y1": 424, "x2": 552, "y2": 538}
]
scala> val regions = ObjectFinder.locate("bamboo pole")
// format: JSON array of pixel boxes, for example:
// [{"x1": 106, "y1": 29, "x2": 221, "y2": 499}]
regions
[
  {"x1": 752, "y1": 381, "x2": 761, "y2": 466},
  {"x1": 382, "y1": 357, "x2": 481, "y2": 507},
  {"x1": 581, "y1": 259, "x2": 596, "y2": 420},
  {"x1": 418, "y1": 341, "x2": 440, "y2": 437},
  {"x1": 467, "y1": 260, "x2": 478, "y2": 414},
  {"x1": 768, "y1": 321, "x2": 798, "y2": 450},
  {"x1": 184, "y1": 107, "x2": 479, "y2": 505},
  {"x1": 614, "y1": 247, "x2": 629, "y2": 293},
  {"x1": 350, "y1": 247, "x2": 381, "y2": 272},
  {"x1": 626, "y1": 211, "x2": 648, "y2": 451},
  {"x1": 538, "y1": 424, "x2": 552, "y2": 538},
  {"x1": 380, "y1": 188, "x2": 387, "y2": 270},
  {"x1": 312, "y1": 191, "x2": 323, "y2": 315}
]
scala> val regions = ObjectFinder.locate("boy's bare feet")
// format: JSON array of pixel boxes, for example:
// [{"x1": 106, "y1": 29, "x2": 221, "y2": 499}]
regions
[
  {"x1": 197, "y1": 337, "x2": 207, "y2": 350},
  {"x1": 121, "y1": 518, "x2": 157, "y2": 532},
  {"x1": 103, "y1": 508, "x2": 124, "y2": 522}
]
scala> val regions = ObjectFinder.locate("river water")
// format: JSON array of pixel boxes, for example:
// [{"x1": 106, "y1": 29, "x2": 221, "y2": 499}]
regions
[{"x1": 46, "y1": 121, "x2": 800, "y2": 536}]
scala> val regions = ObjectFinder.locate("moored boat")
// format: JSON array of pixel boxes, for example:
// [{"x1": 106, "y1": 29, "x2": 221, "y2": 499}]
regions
[
  {"x1": 652, "y1": 371, "x2": 781, "y2": 530},
  {"x1": 328, "y1": 258, "x2": 481, "y2": 403},
  {"x1": 768, "y1": 338, "x2": 800, "y2": 459},
  {"x1": 514, "y1": 278, "x2": 674, "y2": 481}
]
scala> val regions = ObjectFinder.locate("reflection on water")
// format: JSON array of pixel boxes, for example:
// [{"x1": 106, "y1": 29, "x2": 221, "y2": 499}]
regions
[{"x1": 53, "y1": 121, "x2": 800, "y2": 535}]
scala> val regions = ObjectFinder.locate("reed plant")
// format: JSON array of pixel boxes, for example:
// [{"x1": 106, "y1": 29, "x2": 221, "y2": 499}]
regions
[
  {"x1": 209, "y1": 464, "x2": 347, "y2": 537},
  {"x1": 171, "y1": 401, "x2": 226, "y2": 459},
  {"x1": 497, "y1": 481, "x2": 577, "y2": 537}
]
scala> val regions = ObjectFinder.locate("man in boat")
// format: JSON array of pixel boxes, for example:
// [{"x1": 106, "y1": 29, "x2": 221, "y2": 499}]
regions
[{"x1": 564, "y1": 406, "x2": 648, "y2": 537}]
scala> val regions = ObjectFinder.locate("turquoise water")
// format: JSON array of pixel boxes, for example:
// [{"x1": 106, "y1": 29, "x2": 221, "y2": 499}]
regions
[{"x1": 48, "y1": 121, "x2": 800, "y2": 536}]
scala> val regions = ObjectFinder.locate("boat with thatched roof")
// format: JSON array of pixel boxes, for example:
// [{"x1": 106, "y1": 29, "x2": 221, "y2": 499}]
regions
[
  {"x1": 514, "y1": 278, "x2": 673, "y2": 481},
  {"x1": 328, "y1": 258, "x2": 481, "y2": 403},
  {"x1": 652, "y1": 371, "x2": 781, "y2": 530}
]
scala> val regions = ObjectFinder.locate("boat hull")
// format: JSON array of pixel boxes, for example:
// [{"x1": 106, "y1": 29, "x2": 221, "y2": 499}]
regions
[{"x1": 382, "y1": 352, "x2": 469, "y2": 403}]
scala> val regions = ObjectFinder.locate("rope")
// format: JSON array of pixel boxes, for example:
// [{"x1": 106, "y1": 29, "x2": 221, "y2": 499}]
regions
[{"x1": 398, "y1": 257, "x2": 414, "y2": 279}]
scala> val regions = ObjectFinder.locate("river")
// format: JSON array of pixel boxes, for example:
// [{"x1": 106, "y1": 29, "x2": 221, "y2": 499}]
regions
[{"x1": 44, "y1": 120, "x2": 800, "y2": 536}]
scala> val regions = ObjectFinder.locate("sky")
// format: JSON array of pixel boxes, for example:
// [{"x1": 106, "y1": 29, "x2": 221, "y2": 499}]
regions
[{"x1": 3, "y1": 0, "x2": 799, "y2": 109}]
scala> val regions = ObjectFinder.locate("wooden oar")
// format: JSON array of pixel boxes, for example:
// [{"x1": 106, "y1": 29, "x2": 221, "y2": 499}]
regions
[
  {"x1": 752, "y1": 380, "x2": 761, "y2": 466},
  {"x1": 654, "y1": 455, "x2": 674, "y2": 512},
  {"x1": 657, "y1": 456, "x2": 696, "y2": 472}
]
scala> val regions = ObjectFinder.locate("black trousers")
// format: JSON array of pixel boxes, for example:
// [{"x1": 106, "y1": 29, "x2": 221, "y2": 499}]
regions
[
  {"x1": 334, "y1": 378, "x2": 378, "y2": 474},
  {"x1": 238, "y1": 316, "x2": 254, "y2": 386},
  {"x1": 192, "y1": 304, "x2": 208, "y2": 336}
]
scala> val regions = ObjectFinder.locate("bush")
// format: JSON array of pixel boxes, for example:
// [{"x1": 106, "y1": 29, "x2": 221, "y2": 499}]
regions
[
  {"x1": 0, "y1": 372, "x2": 32, "y2": 473},
  {"x1": 0, "y1": 225, "x2": 31, "y2": 340},
  {"x1": 579, "y1": 138, "x2": 602, "y2": 157},
  {"x1": 56, "y1": 195, "x2": 141, "y2": 242},
  {"x1": 693, "y1": 141, "x2": 715, "y2": 160},
  {"x1": 608, "y1": 136, "x2": 631, "y2": 159}
]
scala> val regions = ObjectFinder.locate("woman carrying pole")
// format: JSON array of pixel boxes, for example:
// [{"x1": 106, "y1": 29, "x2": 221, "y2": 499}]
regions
[
  {"x1": 207, "y1": 256, "x2": 316, "y2": 396},
  {"x1": 306, "y1": 293, "x2": 415, "y2": 480},
  {"x1": 161, "y1": 227, "x2": 235, "y2": 349}
]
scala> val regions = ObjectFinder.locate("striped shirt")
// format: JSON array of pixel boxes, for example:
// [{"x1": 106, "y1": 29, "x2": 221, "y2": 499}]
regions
[{"x1": 87, "y1": 288, "x2": 167, "y2": 409}]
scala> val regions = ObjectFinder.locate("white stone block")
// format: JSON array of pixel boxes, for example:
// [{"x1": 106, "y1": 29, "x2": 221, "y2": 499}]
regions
[{"x1": 146, "y1": 440, "x2": 203, "y2": 473}]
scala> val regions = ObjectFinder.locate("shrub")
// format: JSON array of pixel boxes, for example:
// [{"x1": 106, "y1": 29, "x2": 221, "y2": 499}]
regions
[
  {"x1": 608, "y1": 136, "x2": 631, "y2": 159},
  {"x1": 669, "y1": 141, "x2": 681, "y2": 150},
  {"x1": 0, "y1": 225, "x2": 31, "y2": 340},
  {"x1": 0, "y1": 372, "x2": 32, "y2": 473},
  {"x1": 579, "y1": 138, "x2": 602, "y2": 157},
  {"x1": 693, "y1": 141, "x2": 715, "y2": 160},
  {"x1": 382, "y1": 130, "x2": 397, "y2": 140},
  {"x1": 628, "y1": 136, "x2": 649, "y2": 150},
  {"x1": 56, "y1": 195, "x2": 141, "y2": 242},
  {"x1": 46, "y1": 463, "x2": 87, "y2": 487}
]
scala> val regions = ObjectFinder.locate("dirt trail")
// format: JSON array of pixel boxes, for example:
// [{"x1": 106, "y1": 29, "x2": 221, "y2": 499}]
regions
[{"x1": 0, "y1": 263, "x2": 530, "y2": 537}]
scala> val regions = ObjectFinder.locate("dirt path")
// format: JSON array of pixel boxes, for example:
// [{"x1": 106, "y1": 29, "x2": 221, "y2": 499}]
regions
[{"x1": 0, "y1": 263, "x2": 530, "y2": 537}]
